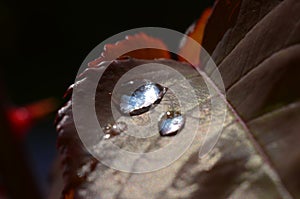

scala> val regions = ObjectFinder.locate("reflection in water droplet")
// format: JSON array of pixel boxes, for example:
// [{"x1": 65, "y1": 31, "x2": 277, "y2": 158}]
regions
[
  {"x1": 159, "y1": 111, "x2": 185, "y2": 136},
  {"x1": 120, "y1": 81, "x2": 168, "y2": 116},
  {"x1": 103, "y1": 121, "x2": 127, "y2": 139}
]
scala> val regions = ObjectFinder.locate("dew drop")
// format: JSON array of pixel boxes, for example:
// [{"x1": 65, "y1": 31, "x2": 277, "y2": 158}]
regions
[
  {"x1": 103, "y1": 121, "x2": 127, "y2": 139},
  {"x1": 120, "y1": 81, "x2": 168, "y2": 116},
  {"x1": 159, "y1": 111, "x2": 185, "y2": 136},
  {"x1": 111, "y1": 121, "x2": 127, "y2": 133},
  {"x1": 103, "y1": 134, "x2": 111, "y2": 140}
]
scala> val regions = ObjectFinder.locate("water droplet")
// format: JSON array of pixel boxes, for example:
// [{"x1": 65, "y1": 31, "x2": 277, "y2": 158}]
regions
[
  {"x1": 103, "y1": 121, "x2": 127, "y2": 139},
  {"x1": 111, "y1": 121, "x2": 127, "y2": 132},
  {"x1": 120, "y1": 82, "x2": 168, "y2": 116},
  {"x1": 159, "y1": 111, "x2": 185, "y2": 136},
  {"x1": 103, "y1": 134, "x2": 111, "y2": 140}
]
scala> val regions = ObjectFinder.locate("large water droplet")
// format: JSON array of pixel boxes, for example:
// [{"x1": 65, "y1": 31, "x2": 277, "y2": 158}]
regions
[
  {"x1": 159, "y1": 111, "x2": 185, "y2": 136},
  {"x1": 120, "y1": 81, "x2": 168, "y2": 116}
]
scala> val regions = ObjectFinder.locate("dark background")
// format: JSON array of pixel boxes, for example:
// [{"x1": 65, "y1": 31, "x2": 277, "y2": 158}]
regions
[
  {"x1": 1, "y1": 0, "x2": 214, "y2": 104},
  {"x1": 0, "y1": 0, "x2": 214, "y2": 198}
]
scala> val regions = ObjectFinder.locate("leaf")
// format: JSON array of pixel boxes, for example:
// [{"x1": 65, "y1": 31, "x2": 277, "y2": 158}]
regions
[
  {"x1": 178, "y1": 8, "x2": 212, "y2": 66},
  {"x1": 55, "y1": 0, "x2": 300, "y2": 198},
  {"x1": 88, "y1": 33, "x2": 171, "y2": 68},
  {"x1": 202, "y1": 0, "x2": 282, "y2": 65},
  {"x1": 201, "y1": 0, "x2": 300, "y2": 198},
  {"x1": 201, "y1": 0, "x2": 242, "y2": 57}
]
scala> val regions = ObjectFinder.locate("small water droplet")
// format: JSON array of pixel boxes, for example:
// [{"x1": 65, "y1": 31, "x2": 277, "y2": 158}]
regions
[
  {"x1": 112, "y1": 121, "x2": 127, "y2": 132},
  {"x1": 103, "y1": 121, "x2": 127, "y2": 139},
  {"x1": 103, "y1": 134, "x2": 111, "y2": 140},
  {"x1": 159, "y1": 111, "x2": 185, "y2": 136},
  {"x1": 120, "y1": 81, "x2": 168, "y2": 116},
  {"x1": 103, "y1": 123, "x2": 112, "y2": 133}
]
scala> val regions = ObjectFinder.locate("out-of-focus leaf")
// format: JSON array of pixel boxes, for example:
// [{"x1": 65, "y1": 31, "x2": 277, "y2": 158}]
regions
[
  {"x1": 178, "y1": 8, "x2": 212, "y2": 66},
  {"x1": 201, "y1": 0, "x2": 242, "y2": 56},
  {"x1": 88, "y1": 33, "x2": 171, "y2": 68},
  {"x1": 55, "y1": 0, "x2": 300, "y2": 198}
]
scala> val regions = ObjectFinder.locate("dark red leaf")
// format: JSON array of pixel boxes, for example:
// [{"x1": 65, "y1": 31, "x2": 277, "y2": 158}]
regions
[{"x1": 54, "y1": 0, "x2": 300, "y2": 198}]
